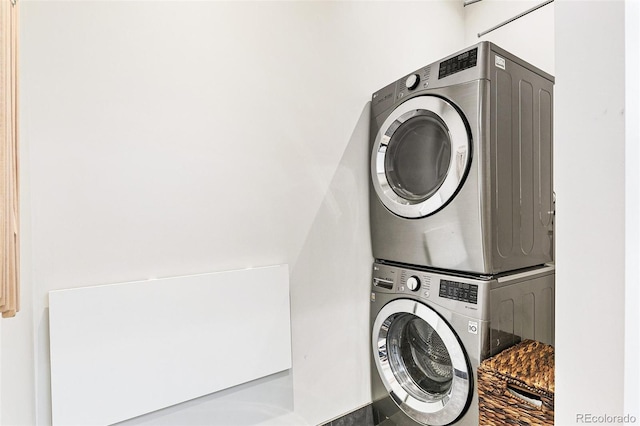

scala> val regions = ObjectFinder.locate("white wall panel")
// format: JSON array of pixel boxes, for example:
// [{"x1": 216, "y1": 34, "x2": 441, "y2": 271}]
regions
[
  {"x1": 7, "y1": 2, "x2": 466, "y2": 425},
  {"x1": 49, "y1": 265, "x2": 291, "y2": 426},
  {"x1": 555, "y1": 1, "x2": 625, "y2": 423},
  {"x1": 626, "y1": 0, "x2": 640, "y2": 416}
]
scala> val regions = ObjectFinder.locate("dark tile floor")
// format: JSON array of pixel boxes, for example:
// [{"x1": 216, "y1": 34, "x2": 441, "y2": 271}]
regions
[{"x1": 320, "y1": 405, "x2": 374, "y2": 426}]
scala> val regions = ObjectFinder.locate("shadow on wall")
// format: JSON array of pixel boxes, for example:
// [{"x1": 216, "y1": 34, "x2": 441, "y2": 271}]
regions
[
  {"x1": 289, "y1": 103, "x2": 374, "y2": 425},
  {"x1": 114, "y1": 102, "x2": 375, "y2": 426},
  {"x1": 41, "y1": 102, "x2": 373, "y2": 426}
]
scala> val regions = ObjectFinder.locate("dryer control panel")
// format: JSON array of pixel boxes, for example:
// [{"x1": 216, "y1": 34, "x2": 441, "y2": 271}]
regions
[{"x1": 438, "y1": 47, "x2": 478, "y2": 79}]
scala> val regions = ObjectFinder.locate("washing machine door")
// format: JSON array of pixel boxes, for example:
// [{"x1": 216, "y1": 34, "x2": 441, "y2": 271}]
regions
[
  {"x1": 371, "y1": 96, "x2": 471, "y2": 219},
  {"x1": 372, "y1": 299, "x2": 472, "y2": 426}
]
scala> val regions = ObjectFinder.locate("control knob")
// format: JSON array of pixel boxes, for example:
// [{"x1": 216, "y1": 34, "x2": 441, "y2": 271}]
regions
[
  {"x1": 405, "y1": 74, "x2": 420, "y2": 90},
  {"x1": 406, "y1": 276, "x2": 421, "y2": 291}
]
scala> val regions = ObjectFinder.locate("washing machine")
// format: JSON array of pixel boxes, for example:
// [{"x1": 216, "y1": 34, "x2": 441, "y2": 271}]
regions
[
  {"x1": 370, "y1": 261, "x2": 555, "y2": 426},
  {"x1": 370, "y1": 42, "x2": 555, "y2": 274}
]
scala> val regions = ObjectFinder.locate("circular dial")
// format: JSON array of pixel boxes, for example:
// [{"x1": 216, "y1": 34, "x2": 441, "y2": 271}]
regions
[
  {"x1": 406, "y1": 276, "x2": 421, "y2": 291},
  {"x1": 405, "y1": 74, "x2": 420, "y2": 90}
]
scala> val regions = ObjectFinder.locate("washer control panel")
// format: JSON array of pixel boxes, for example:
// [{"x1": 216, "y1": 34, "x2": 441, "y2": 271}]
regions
[
  {"x1": 406, "y1": 276, "x2": 420, "y2": 291},
  {"x1": 400, "y1": 270, "x2": 430, "y2": 297},
  {"x1": 439, "y1": 280, "x2": 478, "y2": 304},
  {"x1": 371, "y1": 262, "x2": 490, "y2": 317},
  {"x1": 372, "y1": 263, "x2": 433, "y2": 299}
]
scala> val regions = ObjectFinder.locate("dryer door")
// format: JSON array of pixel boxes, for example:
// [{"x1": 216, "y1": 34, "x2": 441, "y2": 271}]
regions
[
  {"x1": 371, "y1": 96, "x2": 471, "y2": 219},
  {"x1": 372, "y1": 299, "x2": 472, "y2": 426}
]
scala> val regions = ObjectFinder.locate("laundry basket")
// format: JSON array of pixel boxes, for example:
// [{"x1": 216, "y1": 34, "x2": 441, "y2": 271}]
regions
[{"x1": 477, "y1": 339, "x2": 554, "y2": 426}]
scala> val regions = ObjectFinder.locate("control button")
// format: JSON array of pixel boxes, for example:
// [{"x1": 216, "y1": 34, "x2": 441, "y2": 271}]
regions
[
  {"x1": 405, "y1": 74, "x2": 419, "y2": 90},
  {"x1": 407, "y1": 276, "x2": 420, "y2": 291},
  {"x1": 423, "y1": 291, "x2": 430, "y2": 298}
]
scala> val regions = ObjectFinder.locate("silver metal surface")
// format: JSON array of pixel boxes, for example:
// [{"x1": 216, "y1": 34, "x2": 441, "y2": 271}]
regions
[
  {"x1": 373, "y1": 300, "x2": 471, "y2": 426},
  {"x1": 369, "y1": 41, "x2": 554, "y2": 275},
  {"x1": 370, "y1": 261, "x2": 555, "y2": 426},
  {"x1": 372, "y1": 96, "x2": 470, "y2": 219},
  {"x1": 496, "y1": 264, "x2": 555, "y2": 284}
]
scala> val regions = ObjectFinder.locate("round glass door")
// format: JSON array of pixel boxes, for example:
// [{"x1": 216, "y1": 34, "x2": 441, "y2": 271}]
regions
[
  {"x1": 372, "y1": 96, "x2": 471, "y2": 218},
  {"x1": 372, "y1": 299, "x2": 471, "y2": 426},
  {"x1": 385, "y1": 111, "x2": 451, "y2": 203}
]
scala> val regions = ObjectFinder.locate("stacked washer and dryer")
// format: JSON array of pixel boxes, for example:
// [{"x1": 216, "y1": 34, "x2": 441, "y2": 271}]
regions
[{"x1": 368, "y1": 42, "x2": 555, "y2": 426}]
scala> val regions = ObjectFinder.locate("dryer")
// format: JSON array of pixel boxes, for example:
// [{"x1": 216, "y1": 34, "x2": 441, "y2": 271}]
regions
[
  {"x1": 370, "y1": 42, "x2": 555, "y2": 274},
  {"x1": 370, "y1": 261, "x2": 555, "y2": 426}
]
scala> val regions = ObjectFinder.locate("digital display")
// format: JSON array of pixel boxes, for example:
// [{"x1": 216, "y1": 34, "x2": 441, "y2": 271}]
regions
[
  {"x1": 438, "y1": 48, "x2": 478, "y2": 79},
  {"x1": 439, "y1": 280, "x2": 478, "y2": 304}
]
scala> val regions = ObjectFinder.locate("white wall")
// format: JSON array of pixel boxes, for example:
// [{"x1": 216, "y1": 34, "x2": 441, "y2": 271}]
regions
[
  {"x1": 555, "y1": 0, "x2": 626, "y2": 423},
  {"x1": 466, "y1": 0, "x2": 635, "y2": 421},
  {"x1": 625, "y1": 0, "x2": 640, "y2": 417},
  {"x1": 2, "y1": 2, "x2": 465, "y2": 425},
  {"x1": 464, "y1": 0, "x2": 554, "y2": 74}
]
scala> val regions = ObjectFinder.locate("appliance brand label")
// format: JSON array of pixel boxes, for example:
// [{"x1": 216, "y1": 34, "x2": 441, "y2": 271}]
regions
[{"x1": 495, "y1": 55, "x2": 506, "y2": 70}]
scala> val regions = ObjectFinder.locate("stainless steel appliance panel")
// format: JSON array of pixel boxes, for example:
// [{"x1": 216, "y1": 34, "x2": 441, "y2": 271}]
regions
[
  {"x1": 489, "y1": 49, "x2": 555, "y2": 273},
  {"x1": 370, "y1": 42, "x2": 554, "y2": 274},
  {"x1": 370, "y1": 261, "x2": 555, "y2": 426}
]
